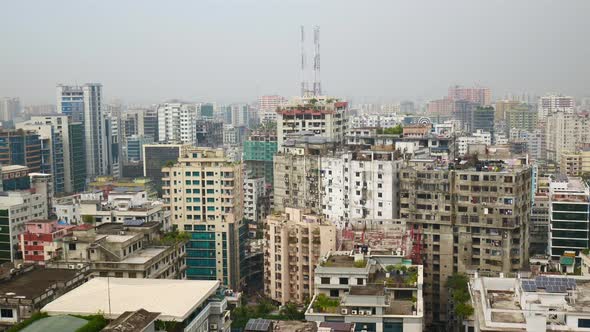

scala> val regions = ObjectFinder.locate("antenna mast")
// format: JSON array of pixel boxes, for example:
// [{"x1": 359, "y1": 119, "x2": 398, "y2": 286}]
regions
[
  {"x1": 313, "y1": 25, "x2": 321, "y2": 96},
  {"x1": 300, "y1": 26, "x2": 307, "y2": 97}
]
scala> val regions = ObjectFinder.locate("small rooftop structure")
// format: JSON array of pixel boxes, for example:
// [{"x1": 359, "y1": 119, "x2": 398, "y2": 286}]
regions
[
  {"x1": 245, "y1": 318, "x2": 272, "y2": 332},
  {"x1": 102, "y1": 309, "x2": 160, "y2": 332}
]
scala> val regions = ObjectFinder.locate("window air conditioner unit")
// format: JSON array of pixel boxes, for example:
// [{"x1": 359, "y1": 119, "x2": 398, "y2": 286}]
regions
[
  {"x1": 210, "y1": 324, "x2": 218, "y2": 330},
  {"x1": 366, "y1": 311, "x2": 372, "y2": 316},
  {"x1": 359, "y1": 310, "x2": 365, "y2": 315},
  {"x1": 350, "y1": 309, "x2": 356, "y2": 315},
  {"x1": 341, "y1": 309, "x2": 348, "y2": 315}
]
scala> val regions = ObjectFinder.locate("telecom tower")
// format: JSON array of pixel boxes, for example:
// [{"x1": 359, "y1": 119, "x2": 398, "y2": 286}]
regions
[{"x1": 300, "y1": 25, "x2": 322, "y2": 97}]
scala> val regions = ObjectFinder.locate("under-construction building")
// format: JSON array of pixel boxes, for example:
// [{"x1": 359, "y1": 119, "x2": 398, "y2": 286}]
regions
[
  {"x1": 243, "y1": 127, "x2": 277, "y2": 185},
  {"x1": 273, "y1": 135, "x2": 337, "y2": 214},
  {"x1": 399, "y1": 158, "x2": 532, "y2": 327}
]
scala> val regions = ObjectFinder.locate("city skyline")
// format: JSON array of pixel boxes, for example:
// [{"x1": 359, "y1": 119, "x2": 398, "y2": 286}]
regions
[{"x1": 1, "y1": 0, "x2": 590, "y2": 105}]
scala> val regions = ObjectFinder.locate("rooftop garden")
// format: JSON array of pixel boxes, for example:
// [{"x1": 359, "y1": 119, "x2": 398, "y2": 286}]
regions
[
  {"x1": 383, "y1": 264, "x2": 418, "y2": 287},
  {"x1": 312, "y1": 294, "x2": 340, "y2": 313},
  {"x1": 157, "y1": 230, "x2": 190, "y2": 245},
  {"x1": 376, "y1": 125, "x2": 403, "y2": 135},
  {"x1": 447, "y1": 273, "x2": 474, "y2": 322},
  {"x1": 8, "y1": 313, "x2": 107, "y2": 332}
]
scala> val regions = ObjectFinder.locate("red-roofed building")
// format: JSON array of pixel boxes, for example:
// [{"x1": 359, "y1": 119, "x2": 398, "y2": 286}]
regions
[{"x1": 19, "y1": 220, "x2": 75, "y2": 265}]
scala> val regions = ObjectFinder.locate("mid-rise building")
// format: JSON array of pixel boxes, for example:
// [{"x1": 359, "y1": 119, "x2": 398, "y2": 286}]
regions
[
  {"x1": 530, "y1": 194, "x2": 550, "y2": 255},
  {"x1": 427, "y1": 98, "x2": 455, "y2": 116},
  {"x1": 56, "y1": 221, "x2": 186, "y2": 279},
  {"x1": 0, "y1": 129, "x2": 45, "y2": 173},
  {"x1": 258, "y1": 95, "x2": 286, "y2": 122},
  {"x1": 0, "y1": 190, "x2": 48, "y2": 262},
  {"x1": 162, "y1": 147, "x2": 245, "y2": 289},
  {"x1": 157, "y1": 103, "x2": 198, "y2": 145},
  {"x1": 243, "y1": 178, "x2": 269, "y2": 231},
  {"x1": 57, "y1": 83, "x2": 108, "y2": 177},
  {"x1": 125, "y1": 135, "x2": 154, "y2": 162},
  {"x1": 548, "y1": 176, "x2": 590, "y2": 261},
  {"x1": 305, "y1": 251, "x2": 424, "y2": 332},
  {"x1": 456, "y1": 130, "x2": 492, "y2": 156},
  {"x1": 453, "y1": 100, "x2": 478, "y2": 133},
  {"x1": 494, "y1": 99, "x2": 523, "y2": 121},
  {"x1": 264, "y1": 208, "x2": 336, "y2": 305},
  {"x1": 195, "y1": 119, "x2": 223, "y2": 148},
  {"x1": 506, "y1": 104, "x2": 537, "y2": 136},
  {"x1": 471, "y1": 106, "x2": 495, "y2": 138},
  {"x1": 276, "y1": 96, "x2": 349, "y2": 147},
  {"x1": 448, "y1": 85, "x2": 491, "y2": 106},
  {"x1": 0, "y1": 165, "x2": 30, "y2": 191},
  {"x1": 322, "y1": 150, "x2": 403, "y2": 225},
  {"x1": 19, "y1": 219, "x2": 75, "y2": 264},
  {"x1": 399, "y1": 158, "x2": 532, "y2": 326}
]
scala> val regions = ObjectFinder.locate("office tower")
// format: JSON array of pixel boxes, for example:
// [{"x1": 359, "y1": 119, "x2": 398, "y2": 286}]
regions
[
  {"x1": 276, "y1": 96, "x2": 348, "y2": 147},
  {"x1": 471, "y1": 106, "x2": 495, "y2": 139},
  {"x1": 243, "y1": 127, "x2": 277, "y2": 185},
  {"x1": 400, "y1": 159, "x2": 532, "y2": 326},
  {"x1": 161, "y1": 147, "x2": 245, "y2": 289},
  {"x1": 548, "y1": 176, "x2": 590, "y2": 261},
  {"x1": 322, "y1": 150, "x2": 403, "y2": 225},
  {"x1": 0, "y1": 129, "x2": 43, "y2": 173},
  {"x1": 105, "y1": 112, "x2": 122, "y2": 178},
  {"x1": 263, "y1": 207, "x2": 336, "y2": 305},
  {"x1": 453, "y1": 100, "x2": 478, "y2": 133},
  {"x1": 0, "y1": 190, "x2": 48, "y2": 263},
  {"x1": 126, "y1": 135, "x2": 154, "y2": 162},
  {"x1": 400, "y1": 100, "x2": 415, "y2": 114},
  {"x1": 68, "y1": 122, "x2": 86, "y2": 192},
  {"x1": 427, "y1": 98, "x2": 455, "y2": 116},
  {"x1": 494, "y1": 100, "x2": 522, "y2": 121},
  {"x1": 57, "y1": 83, "x2": 108, "y2": 177},
  {"x1": 157, "y1": 103, "x2": 197, "y2": 145},
  {"x1": 0, "y1": 97, "x2": 21, "y2": 122},
  {"x1": 545, "y1": 112, "x2": 590, "y2": 163},
  {"x1": 505, "y1": 105, "x2": 536, "y2": 136},
  {"x1": 448, "y1": 85, "x2": 491, "y2": 106},
  {"x1": 142, "y1": 144, "x2": 186, "y2": 193},
  {"x1": 273, "y1": 136, "x2": 337, "y2": 214},
  {"x1": 122, "y1": 108, "x2": 158, "y2": 141},
  {"x1": 538, "y1": 95, "x2": 575, "y2": 117},
  {"x1": 197, "y1": 103, "x2": 215, "y2": 119},
  {"x1": 195, "y1": 120, "x2": 223, "y2": 148}
]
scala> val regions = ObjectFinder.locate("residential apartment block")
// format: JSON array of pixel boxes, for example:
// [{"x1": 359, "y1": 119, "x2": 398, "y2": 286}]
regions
[{"x1": 264, "y1": 208, "x2": 336, "y2": 305}]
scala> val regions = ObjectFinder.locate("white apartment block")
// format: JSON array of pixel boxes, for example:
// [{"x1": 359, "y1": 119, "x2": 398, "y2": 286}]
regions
[
  {"x1": 157, "y1": 103, "x2": 198, "y2": 145},
  {"x1": 349, "y1": 115, "x2": 399, "y2": 129},
  {"x1": 263, "y1": 208, "x2": 336, "y2": 305},
  {"x1": 538, "y1": 94, "x2": 575, "y2": 117},
  {"x1": 0, "y1": 191, "x2": 48, "y2": 262},
  {"x1": 322, "y1": 151, "x2": 403, "y2": 226},
  {"x1": 456, "y1": 130, "x2": 492, "y2": 156},
  {"x1": 276, "y1": 96, "x2": 349, "y2": 147},
  {"x1": 545, "y1": 112, "x2": 590, "y2": 163},
  {"x1": 244, "y1": 178, "x2": 266, "y2": 225}
]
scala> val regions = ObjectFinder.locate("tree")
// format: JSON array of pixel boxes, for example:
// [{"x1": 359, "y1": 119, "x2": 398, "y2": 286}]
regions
[
  {"x1": 82, "y1": 215, "x2": 94, "y2": 224},
  {"x1": 280, "y1": 303, "x2": 305, "y2": 320},
  {"x1": 454, "y1": 302, "x2": 474, "y2": 319}
]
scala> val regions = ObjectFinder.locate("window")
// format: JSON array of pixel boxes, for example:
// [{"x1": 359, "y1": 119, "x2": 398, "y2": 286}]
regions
[
  {"x1": 339, "y1": 277, "x2": 348, "y2": 285},
  {"x1": 68, "y1": 243, "x2": 76, "y2": 250},
  {"x1": 357, "y1": 278, "x2": 364, "y2": 285},
  {"x1": 579, "y1": 319, "x2": 590, "y2": 328},
  {"x1": 330, "y1": 289, "x2": 339, "y2": 297},
  {"x1": 115, "y1": 272, "x2": 123, "y2": 278},
  {"x1": 0, "y1": 309, "x2": 13, "y2": 318},
  {"x1": 321, "y1": 277, "x2": 330, "y2": 284}
]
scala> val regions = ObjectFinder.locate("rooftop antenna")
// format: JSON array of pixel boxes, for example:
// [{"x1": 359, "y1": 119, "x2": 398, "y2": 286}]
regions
[
  {"x1": 300, "y1": 26, "x2": 308, "y2": 97},
  {"x1": 313, "y1": 26, "x2": 321, "y2": 96}
]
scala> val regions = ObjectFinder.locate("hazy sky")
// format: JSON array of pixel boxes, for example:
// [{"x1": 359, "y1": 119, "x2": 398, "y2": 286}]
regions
[{"x1": 1, "y1": 0, "x2": 589, "y2": 105}]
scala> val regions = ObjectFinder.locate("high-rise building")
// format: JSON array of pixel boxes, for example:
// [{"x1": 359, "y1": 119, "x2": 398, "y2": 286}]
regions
[
  {"x1": 195, "y1": 120, "x2": 223, "y2": 148},
  {"x1": 68, "y1": 122, "x2": 86, "y2": 192},
  {"x1": 548, "y1": 176, "x2": 590, "y2": 261},
  {"x1": 471, "y1": 106, "x2": 495, "y2": 139},
  {"x1": 453, "y1": 100, "x2": 478, "y2": 133},
  {"x1": 142, "y1": 144, "x2": 186, "y2": 193},
  {"x1": 258, "y1": 95, "x2": 286, "y2": 122},
  {"x1": 125, "y1": 135, "x2": 154, "y2": 162},
  {"x1": 494, "y1": 100, "x2": 522, "y2": 121},
  {"x1": 275, "y1": 96, "x2": 349, "y2": 147},
  {"x1": 427, "y1": 98, "x2": 455, "y2": 116},
  {"x1": 545, "y1": 112, "x2": 590, "y2": 163},
  {"x1": 57, "y1": 83, "x2": 108, "y2": 177},
  {"x1": 322, "y1": 150, "x2": 403, "y2": 225},
  {"x1": 273, "y1": 136, "x2": 337, "y2": 214},
  {"x1": 16, "y1": 115, "x2": 85, "y2": 194},
  {"x1": 243, "y1": 127, "x2": 277, "y2": 185},
  {"x1": 0, "y1": 97, "x2": 21, "y2": 122},
  {"x1": 197, "y1": 103, "x2": 215, "y2": 119},
  {"x1": 448, "y1": 85, "x2": 491, "y2": 106},
  {"x1": 530, "y1": 194, "x2": 550, "y2": 255},
  {"x1": 399, "y1": 159, "x2": 532, "y2": 325},
  {"x1": 105, "y1": 111, "x2": 123, "y2": 178},
  {"x1": 0, "y1": 129, "x2": 43, "y2": 173},
  {"x1": 538, "y1": 94, "x2": 575, "y2": 117},
  {"x1": 122, "y1": 108, "x2": 159, "y2": 142},
  {"x1": 161, "y1": 147, "x2": 245, "y2": 289},
  {"x1": 263, "y1": 207, "x2": 336, "y2": 305},
  {"x1": 505, "y1": 105, "x2": 536, "y2": 136},
  {"x1": 157, "y1": 103, "x2": 197, "y2": 145}
]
